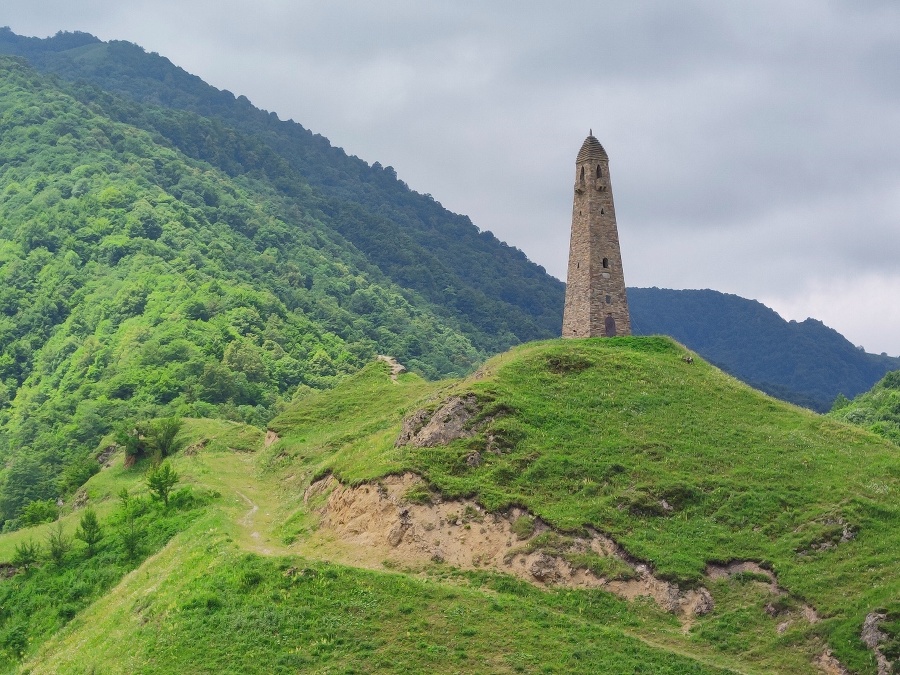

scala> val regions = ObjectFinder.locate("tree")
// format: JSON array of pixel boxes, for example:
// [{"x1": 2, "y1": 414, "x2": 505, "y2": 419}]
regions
[
  {"x1": 149, "y1": 417, "x2": 183, "y2": 460},
  {"x1": 46, "y1": 521, "x2": 72, "y2": 566},
  {"x1": 146, "y1": 461, "x2": 178, "y2": 507},
  {"x1": 12, "y1": 539, "x2": 40, "y2": 571},
  {"x1": 20, "y1": 498, "x2": 58, "y2": 526},
  {"x1": 75, "y1": 507, "x2": 102, "y2": 556}
]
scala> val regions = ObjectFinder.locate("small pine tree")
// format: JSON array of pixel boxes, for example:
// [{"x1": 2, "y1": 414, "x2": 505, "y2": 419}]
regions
[
  {"x1": 46, "y1": 521, "x2": 72, "y2": 566},
  {"x1": 119, "y1": 512, "x2": 142, "y2": 561},
  {"x1": 147, "y1": 461, "x2": 178, "y2": 507},
  {"x1": 75, "y1": 507, "x2": 103, "y2": 556},
  {"x1": 13, "y1": 539, "x2": 40, "y2": 571}
]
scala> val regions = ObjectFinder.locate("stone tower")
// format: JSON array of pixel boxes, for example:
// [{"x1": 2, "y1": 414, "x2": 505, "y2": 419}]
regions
[{"x1": 562, "y1": 132, "x2": 631, "y2": 338}]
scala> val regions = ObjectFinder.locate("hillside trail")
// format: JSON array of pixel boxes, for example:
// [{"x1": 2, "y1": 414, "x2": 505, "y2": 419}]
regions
[{"x1": 181, "y1": 451, "x2": 292, "y2": 557}]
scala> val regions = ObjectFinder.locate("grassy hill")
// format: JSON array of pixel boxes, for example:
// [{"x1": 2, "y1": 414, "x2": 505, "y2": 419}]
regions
[
  {"x1": 6, "y1": 28, "x2": 896, "y2": 418},
  {"x1": 3, "y1": 338, "x2": 896, "y2": 673}
]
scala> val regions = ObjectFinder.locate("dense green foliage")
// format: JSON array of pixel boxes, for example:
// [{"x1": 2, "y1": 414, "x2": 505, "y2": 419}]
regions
[
  {"x1": 830, "y1": 369, "x2": 900, "y2": 444},
  {"x1": 630, "y1": 288, "x2": 900, "y2": 412},
  {"x1": 270, "y1": 339, "x2": 899, "y2": 672},
  {"x1": 0, "y1": 27, "x2": 566, "y2": 355},
  {"x1": 0, "y1": 55, "x2": 488, "y2": 526}
]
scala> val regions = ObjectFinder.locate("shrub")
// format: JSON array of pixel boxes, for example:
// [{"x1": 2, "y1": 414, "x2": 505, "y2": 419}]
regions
[
  {"x1": 149, "y1": 417, "x2": 183, "y2": 460},
  {"x1": 75, "y1": 507, "x2": 103, "y2": 556},
  {"x1": 20, "y1": 499, "x2": 58, "y2": 526},
  {"x1": 147, "y1": 461, "x2": 178, "y2": 507},
  {"x1": 12, "y1": 539, "x2": 40, "y2": 571}
]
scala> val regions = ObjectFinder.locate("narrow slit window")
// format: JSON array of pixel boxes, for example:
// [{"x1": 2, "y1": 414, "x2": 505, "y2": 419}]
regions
[
  {"x1": 580, "y1": 167, "x2": 585, "y2": 181},
  {"x1": 605, "y1": 295, "x2": 612, "y2": 304},
  {"x1": 602, "y1": 258, "x2": 609, "y2": 268},
  {"x1": 596, "y1": 165, "x2": 602, "y2": 178}
]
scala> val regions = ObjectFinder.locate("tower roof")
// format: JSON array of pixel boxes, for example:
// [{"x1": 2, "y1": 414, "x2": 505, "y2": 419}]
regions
[{"x1": 576, "y1": 134, "x2": 608, "y2": 163}]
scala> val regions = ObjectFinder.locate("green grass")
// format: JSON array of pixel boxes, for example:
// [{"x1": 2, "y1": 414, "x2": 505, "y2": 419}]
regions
[
  {"x1": 23, "y1": 519, "x2": 733, "y2": 674},
  {"x1": 6, "y1": 340, "x2": 899, "y2": 673},
  {"x1": 263, "y1": 338, "x2": 899, "y2": 672}
]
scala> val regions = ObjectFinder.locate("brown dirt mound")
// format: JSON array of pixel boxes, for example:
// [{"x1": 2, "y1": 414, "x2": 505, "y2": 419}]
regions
[{"x1": 306, "y1": 473, "x2": 713, "y2": 621}]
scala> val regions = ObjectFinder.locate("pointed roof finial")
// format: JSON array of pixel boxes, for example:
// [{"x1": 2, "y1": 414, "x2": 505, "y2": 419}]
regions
[{"x1": 590, "y1": 128, "x2": 593, "y2": 136}]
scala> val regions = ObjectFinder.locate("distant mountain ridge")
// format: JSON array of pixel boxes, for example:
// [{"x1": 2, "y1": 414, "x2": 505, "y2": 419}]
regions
[{"x1": 629, "y1": 287, "x2": 900, "y2": 411}]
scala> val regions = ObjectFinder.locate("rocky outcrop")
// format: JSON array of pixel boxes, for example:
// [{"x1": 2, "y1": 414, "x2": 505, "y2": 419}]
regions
[
  {"x1": 395, "y1": 394, "x2": 480, "y2": 448},
  {"x1": 861, "y1": 612, "x2": 892, "y2": 675}
]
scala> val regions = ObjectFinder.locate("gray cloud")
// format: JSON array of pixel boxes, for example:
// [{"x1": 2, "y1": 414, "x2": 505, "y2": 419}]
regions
[{"x1": 2, "y1": 1, "x2": 899, "y2": 354}]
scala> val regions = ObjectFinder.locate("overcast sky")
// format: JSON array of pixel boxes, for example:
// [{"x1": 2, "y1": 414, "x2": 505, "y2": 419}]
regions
[{"x1": 3, "y1": 1, "x2": 899, "y2": 355}]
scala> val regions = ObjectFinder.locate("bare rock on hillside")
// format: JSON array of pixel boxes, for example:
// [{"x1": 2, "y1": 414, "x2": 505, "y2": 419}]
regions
[
  {"x1": 861, "y1": 612, "x2": 892, "y2": 675},
  {"x1": 377, "y1": 355, "x2": 406, "y2": 381},
  {"x1": 530, "y1": 554, "x2": 561, "y2": 583},
  {"x1": 396, "y1": 394, "x2": 480, "y2": 447},
  {"x1": 96, "y1": 444, "x2": 118, "y2": 467}
]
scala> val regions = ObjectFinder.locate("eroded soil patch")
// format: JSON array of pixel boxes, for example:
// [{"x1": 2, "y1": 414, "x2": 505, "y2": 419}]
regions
[{"x1": 306, "y1": 473, "x2": 712, "y2": 621}]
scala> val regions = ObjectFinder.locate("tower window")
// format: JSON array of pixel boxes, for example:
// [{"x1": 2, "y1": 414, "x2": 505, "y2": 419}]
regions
[
  {"x1": 600, "y1": 209, "x2": 604, "y2": 215},
  {"x1": 597, "y1": 165, "x2": 602, "y2": 178},
  {"x1": 602, "y1": 258, "x2": 609, "y2": 268},
  {"x1": 605, "y1": 295, "x2": 612, "y2": 304},
  {"x1": 580, "y1": 167, "x2": 585, "y2": 181}
]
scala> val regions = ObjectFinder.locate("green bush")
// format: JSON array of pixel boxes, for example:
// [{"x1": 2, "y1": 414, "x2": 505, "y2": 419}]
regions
[
  {"x1": 20, "y1": 499, "x2": 57, "y2": 527},
  {"x1": 146, "y1": 462, "x2": 178, "y2": 507},
  {"x1": 75, "y1": 508, "x2": 103, "y2": 557},
  {"x1": 45, "y1": 522, "x2": 72, "y2": 566},
  {"x1": 12, "y1": 539, "x2": 40, "y2": 571}
]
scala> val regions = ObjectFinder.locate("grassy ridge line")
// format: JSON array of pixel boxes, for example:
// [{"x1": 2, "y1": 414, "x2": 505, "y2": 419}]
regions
[{"x1": 267, "y1": 338, "x2": 898, "y2": 673}]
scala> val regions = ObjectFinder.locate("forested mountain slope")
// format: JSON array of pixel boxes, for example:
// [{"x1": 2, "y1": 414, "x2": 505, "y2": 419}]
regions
[
  {"x1": 0, "y1": 55, "x2": 485, "y2": 525},
  {"x1": 630, "y1": 288, "x2": 900, "y2": 411},
  {"x1": 0, "y1": 27, "x2": 567, "y2": 354}
]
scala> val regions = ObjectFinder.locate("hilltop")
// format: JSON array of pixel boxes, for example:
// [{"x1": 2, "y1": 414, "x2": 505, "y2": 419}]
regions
[{"x1": 2, "y1": 338, "x2": 896, "y2": 673}]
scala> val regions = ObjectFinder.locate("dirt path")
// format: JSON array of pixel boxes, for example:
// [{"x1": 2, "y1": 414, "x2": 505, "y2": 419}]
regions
[{"x1": 181, "y1": 452, "x2": 292, "y2": 557}]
